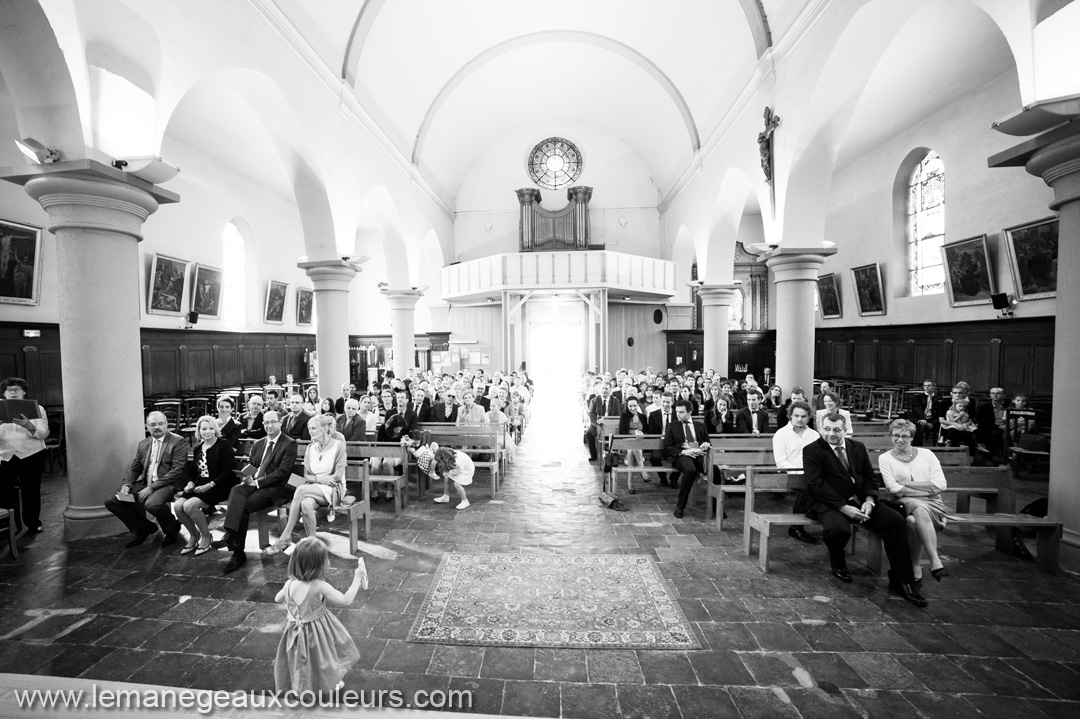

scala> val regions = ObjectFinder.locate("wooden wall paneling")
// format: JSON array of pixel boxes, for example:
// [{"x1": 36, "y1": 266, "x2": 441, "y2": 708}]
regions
[
  {"x1": 241, "y1": 345, "x2": 263, "y2": 384},
  {"x1": 953, "y1": 342, "x2": 991, "y2": 392},
  {"x1": 214, "y1": 346, "x2": 240, "y2": 387},
  {"x1": 0, "y1": 347, "x2": 20, "y2": 380},
  {"x1": 999, "y1": 345, "x2": 1030, "y2": 392},
  {"x1": 816, "y1": 341, "x2": 827, "y2": 377},
  {"x1": 830, "y1": 341, "x2": 850, "y2": 376},
  {"x1": 284, "y1": 344, "x2": 306, "y2": 378},
  {"x1": 913, "y1": 343, "x2": 943, "y2": 384},
  {"x1": 39, "y1": 349, "x2": 63, "y2": 406},
  {"x1": 147, "y1": 348, "x2": 180, "y2": 396},
  {"x1": 20, "y1": 346, "x2": 41, "y2": 398},
  {"x1": 265, "y1": 345, "x2": 285, "y2": 379},
  {"x1": 878, "y1": 341, "x2": 906, "y2": 382},
  {"x1": 1031, "y1": 344, "x2": 1054, "y2": 395},
  {"x1": 853, "y1": 341, "x2": 877, "y2": 379},
  {"x1": 182, "y1": 347, "x2": 213, "y2": 391}
]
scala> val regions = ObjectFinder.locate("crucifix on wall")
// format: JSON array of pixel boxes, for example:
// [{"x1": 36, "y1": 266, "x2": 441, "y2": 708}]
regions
[{"x1": 757, "y1": 106, "x2": 781, "y2": 185}]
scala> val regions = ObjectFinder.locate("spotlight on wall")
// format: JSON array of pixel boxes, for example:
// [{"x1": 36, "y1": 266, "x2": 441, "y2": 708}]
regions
[
  {"x1": 111, "y1": 155, "x2": 180, "y2": 184},
  {"x1": 990, "y1": 292, "x2": 1015, "y2": 318},
  {"x1": 377, "y1": 282, "x2": 388, "y2": 289},
  {"x1": 15, "y1": 138, "x2": 60, "y2": 164},
  {"x1": 485, "y1": 298, "x2": 494, "y2": 303}
]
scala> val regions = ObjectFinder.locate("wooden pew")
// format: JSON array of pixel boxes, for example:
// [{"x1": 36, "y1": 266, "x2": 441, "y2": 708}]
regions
[
  {"x1": 344, "y1": 442, "x2": 411, "y2": 516},
  {"x1": 417, "y1": 424, "x2": 504, "y2": 498},
  {"x1": 607, "y1": 434, "x2": 712, "y2": 501}
]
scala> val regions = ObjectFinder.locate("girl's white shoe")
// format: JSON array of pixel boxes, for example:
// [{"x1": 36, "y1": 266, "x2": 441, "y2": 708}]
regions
[
  {"x1": 434, "y1": 495, "x2": 450, "y2": 503},
  {"x1": 456, "y1": 499, "x2": 470, "y2": 510}
]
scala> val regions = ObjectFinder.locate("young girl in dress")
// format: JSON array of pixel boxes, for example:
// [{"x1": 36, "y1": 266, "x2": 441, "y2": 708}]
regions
[{"x1": 275, "y1": 537, "x2": 366, "y2": 696}]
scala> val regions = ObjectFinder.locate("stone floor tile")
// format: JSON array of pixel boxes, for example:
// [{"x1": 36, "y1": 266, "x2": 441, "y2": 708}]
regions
[
  {"x1": 480, "y1": 647, "x2": 535, "y2": 680},
  {"x1": 586, "y1": 649, "x2": 642, "y2": 684},
  {"x1": 635, "y1": 650, "x2": 697, "y2": 685},
  {"x1": 500, "y1": 679, "x2": 561, "y2": 718},
  {"x1": 77, "y1": 647, "x2": 155, "y2": 682},
  {"x1": 559, "y1": 682, "x2": 618, "y2": 719},
  {"x1": 95, "y1": 617, "x2": 171, "y2": 648},
  {"x1": 793, "y1": 652, "x2": 868, "y2": 689},
  {"x1": 963, "y1": 693, "x2": 1052, "y2": 719},
  {"x1": 1004, "y1": 657, "x2": 1080, "y2": 701},
  {"x1": 725, "y1": 686, "x2": 802, "y2": 719},
  {"x1": 840, "y1": 623, "x2": 920, "y2": 653},
  {"x1": 429, "y1": 644, "x2": 486, "y2": 678},
  {"x1": 696, "y1": 622, "x2": 760, "y2": 651},
  {"x1": 126, "y1": 651, "x2": 205, "y2": 686},
  {"x1": 35, "y1": 643, "x2": 115, "y2": 678},
  {"x1": 740, "y1": 652, "x2": 805, "y2": 687},
  {"x1": 177, "y1": 655, "x2": 252, "y2": 690},
  {"x1": 686, "y1": 650, "x2": 755, "y2": 686},
  {"x1": 745, "y1": 622, "x2": 813, "y2": 652},
  {"x1": 902, "y1": 691, "x2": 991, "y2": 719},
  {"x1": 230, "y1": 628, "x2": 283, "y2": 660},
  {"x1": 534, "y1": 648, "x2": 588, "y2": 683},
  {"x1": 671, "y1": 685, "x2": 741, "y2": 719},
  {"x1": 374, "y1": 639, "x2": 436, "y2": 673},
  {"x1": 841, "y1": 688, "x2": 922, "y2": 719},
  {"x1": 785, "y1": 687, "x2": 869, "y2": 719},
  {"x1": 187, "y1": 625, "x2": 249, "y2": 657},
  {"x1": 951, "y1": 656, "x2": 1054, "y2": 698},
  {"x1": 790, "y1": 623, "x2": 863, "y2": 652},
  {"x1": 615, "y1": 684, "x2": 680, "y2": 719},
  {"x1": 839, "y1": 652, "x2": 926, "y2": 690},
  {"x1": 888, "y1": 622, "x2": 970, "y2": 654},
  {"x1": 895, "y1": 654, "x2": 990, "y2": 694}
]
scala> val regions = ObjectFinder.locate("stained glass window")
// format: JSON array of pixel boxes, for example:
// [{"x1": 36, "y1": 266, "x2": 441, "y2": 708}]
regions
[
  {"x1": 528, "y1": 137, "x2": 582, "y2": 190},
  {"x1": 907, "y1": 151, "x2": 945, "y2": 296},
  {"x1": 221, "y1": 222, "x2": 246, "y2": 326}
]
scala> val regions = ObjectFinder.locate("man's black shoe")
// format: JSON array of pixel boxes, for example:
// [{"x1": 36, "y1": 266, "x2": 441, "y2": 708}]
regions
[
  {"x1": 889, "y1": 581, "x2": 928, "y2": 608},
  {"x1": 830, "y1": 566, "x2": 852, "y2": 583},
  {"x1": 211, "y1": 531, "x2": 235, "y2": 550},
  {"x1": 125, "y1": 525, "x2": 157, "y2": 548},
  {"x1": 161, "y1": 526, "x2": 181, "y2": 547},
  {"x1": 223, "y1": 551, "x2": 247, "y2": 574},
  {"x1": 673, "y1": 510, "x2": 684, "y2": 519},
  {"x1": 788, "y1": 526, "x2": 818, "y2": 544}
]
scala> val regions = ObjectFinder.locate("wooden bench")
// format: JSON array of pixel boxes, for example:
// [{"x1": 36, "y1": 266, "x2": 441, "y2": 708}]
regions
[
  {"x1": 861, "y1": 466, "x2": 1062, "y2": 574},
  {"x1": 606, "y1": 435, "x2": 712, "y2": 499},
  {"x1": 344, "y1": 441, "x2": 410, "y2": 516},
  {"x1": 418, "y1": 424, "x2": 504, "y2": 498}
]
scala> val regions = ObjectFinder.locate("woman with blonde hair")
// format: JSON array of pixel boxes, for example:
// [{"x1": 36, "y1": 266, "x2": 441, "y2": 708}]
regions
[
  {"x1": 266, "y1": 414, "x2": 346, "y2": 555},
  {"x1": 173, "y1": 415, "x2": 237, "y2": 554}
]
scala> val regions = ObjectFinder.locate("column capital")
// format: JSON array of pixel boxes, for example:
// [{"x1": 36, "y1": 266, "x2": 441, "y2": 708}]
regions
[
  {"x1": 1, "y1": 160, "x2": 178, "y2": 240},
  {"x1": 697, "y1": 283, "x2": 742, "y2": 307},
  {"x1": 1025, "y1": 129, "x2": 1080, "y2": 210},
  {"x1": 298, "y1": 259, "x2": 361, "y2": 291},
  {"x1": 515, "y1": 187, "x2": 541, "y2": 205},
  {"x1": 765, "y1": 247, "x2": 837, "y2": 283},
  {"x1": 382, "y1": 288, "x2": 424, "y2": 311}
]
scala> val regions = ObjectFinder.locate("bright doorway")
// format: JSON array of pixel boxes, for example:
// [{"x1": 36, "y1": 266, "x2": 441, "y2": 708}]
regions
[{"x1": 525, "y1": 298, "x2": 585, "y2": 391}]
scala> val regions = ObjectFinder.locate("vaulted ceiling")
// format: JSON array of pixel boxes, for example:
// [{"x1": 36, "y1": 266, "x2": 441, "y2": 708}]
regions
[{"x1": 272, "y1": 0, "x2": 801, "y2": 205}]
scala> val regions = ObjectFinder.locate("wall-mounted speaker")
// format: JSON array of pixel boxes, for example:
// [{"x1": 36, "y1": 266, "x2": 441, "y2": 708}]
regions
[
  {"x1": 187, "y1": 311, "x2": 199, "y2": 325},
  {"x1": 990, "y1": 293, "x2": 1009, "y2": 310}
]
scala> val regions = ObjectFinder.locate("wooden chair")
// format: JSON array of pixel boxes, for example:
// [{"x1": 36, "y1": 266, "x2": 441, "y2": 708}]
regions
[
  {"x1": 0, "y1": 508, "x2": 17, "y2": 558},
  {"x1": 44, "y1": 410, "x2": 65, "y2": 472}
]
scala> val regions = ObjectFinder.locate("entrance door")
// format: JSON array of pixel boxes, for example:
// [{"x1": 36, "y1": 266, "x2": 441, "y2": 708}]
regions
[{"x1": 525, "y1": 299, "x2": 585, "y2": 387}]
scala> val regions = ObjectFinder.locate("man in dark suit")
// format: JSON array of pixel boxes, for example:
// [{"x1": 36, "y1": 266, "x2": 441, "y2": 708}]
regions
[
  {"x1": 908, "y1": 380, "x2": 947, "y2": 446},
  {"x1": 975, "y1": 387, "x2": 1007, "y2": 459},
  {"x1": 280, "y1": 394, "x2": 312, "y2": 441},
  {"x1": 334, "y1": 383, "x2": 355, "y2": 414},
  {"x1": 662, "y1": 400, "x2": 710, "y2": 518},
  {"x1": 812, "y1": 381, "x2": 833, "y2": 411},
  {"x1": 803, "y1": 414, "x2": 927, "y2": 606},
  {"x1": 213, "y1": 410, "x2": 298, "y2": 573},
  {"x1": 336, "y1": 399, "x2": 367, "y2": 441},
  {"x1": 432, "y1": 388, "x2": 459, "y2": 423},
  {"x1": 776, "y1": 386, "x2": 809, "y2": 429},
  {"x1": 586, "y1": 383, "x2": 621, "y2": 461},
  {"x1": 238, "y1": 396, "x2": 266, "y2": 440},
  {"x1": 735, "y1": 388, "x2": 771, "y2": 434},
  {"x1": 105, "y1": 411, "x2": 190, "y2": 547},
  {"x1": 646, "y1": 392, "x2": 676, "y2": 484}
]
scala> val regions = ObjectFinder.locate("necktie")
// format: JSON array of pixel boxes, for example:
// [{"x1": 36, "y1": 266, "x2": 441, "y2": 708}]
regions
[
  {"x1": 283, "y1": 415, "x2": 293, "y2": 434},
  {"x1": 683, "y1": 421, "x2": 695, "y2": 443},
  {"x1": 664, "y1": 413, "x2": 670, "y2": 432},
  {"x1": 925, "y1": 396, "x2": 933, "y2": 419},
  {"x1": 834, "y1": 445, "x2": 851, "y2": 475},
  {"x1": 258, "y1": 439, "x2": 275, "y2": 478},
  {"x1": 752, "y1": 412, "x2": 759, "y2": 432}
]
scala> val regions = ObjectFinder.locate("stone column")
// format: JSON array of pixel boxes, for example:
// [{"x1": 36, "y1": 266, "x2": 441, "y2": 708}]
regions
[
  {"x1": 697, "y1": 284, "x2": 741, "y2": 375},
  {"x1": 297, "y1": 259, "x2": 359, "y2": 400},
  {"x1": 0, "y1": 161, "x2": 178, "y2": 539},
  {"x1": 765, "y1": 247, "x2": 836, "y2": 396},
  {"x1": 567, "y1": 185, "x2": 593, "y2": 248},
  {"x1": 515, "y1": 188, "x2": 541, "y2": 250},
  {"x1": 382, "y1": 289, "x2": 423, "y2": 379},
  {"x1": 992, "y1": 121, "x2": 1080, "y2": 569}
]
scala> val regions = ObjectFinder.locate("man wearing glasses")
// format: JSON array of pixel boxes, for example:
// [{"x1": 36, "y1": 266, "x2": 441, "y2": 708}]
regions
[
  {"x1": 803, "y1": 414, "x2": 928, "y2": 607},
  {"x1": 212, "y1": 410, "x2": 298, "y2": 573}
]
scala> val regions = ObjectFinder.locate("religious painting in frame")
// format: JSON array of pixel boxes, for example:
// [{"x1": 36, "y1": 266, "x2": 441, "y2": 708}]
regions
[
  {"x1": 264, "y1": 280, "x2": 288, "y2": 324},
  {"x1": 190, "y1": 263, "x2": 223, "y2": 319},
  {"x1": 816, "y1": 273, "x2": 842, "y2": 319},
  {"x1": 1003, "y1": 216, "x2": 1057, "y2": 300},
  {"x1": 851, "y1": 263, "x2": 885, "y2": 316},
  {"x1": 296, "y1": 287, "x2": 314, "y2": 326},
  {"x1": 941, "y1": 234, "x2": 995, "y2": 307},
  {"x1": 0, "y1": 218, "x2": 43, "y2": 306},
  {"x1": 147, "y1": 253, "x2": 190, "y2": 316}
]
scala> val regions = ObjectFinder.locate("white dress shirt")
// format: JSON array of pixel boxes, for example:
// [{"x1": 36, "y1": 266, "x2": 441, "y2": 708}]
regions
[{"x1": 772, "y1": 424, "x2": 820, "y2": 469}]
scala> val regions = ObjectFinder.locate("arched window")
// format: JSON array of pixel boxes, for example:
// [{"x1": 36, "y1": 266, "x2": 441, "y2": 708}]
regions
[
  {"x1": 221, "y1": 222, "x2": 245, "y2": 326},
  {"x1": 907, "y1": 151, "x2": 945, "y2": 296}
]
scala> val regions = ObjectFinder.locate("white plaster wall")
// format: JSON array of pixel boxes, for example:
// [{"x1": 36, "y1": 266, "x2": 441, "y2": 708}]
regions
[
  {"x1": 454, "y1": 123, "x2": 661, "y2": 263},
  {"x1": 819, "y1": 70, "x2": 1055, "y2": 327}
]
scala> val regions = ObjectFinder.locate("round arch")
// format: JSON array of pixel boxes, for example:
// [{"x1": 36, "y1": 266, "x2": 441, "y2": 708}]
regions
[{"x1": 671, "y1": 224, "x2": 697, "y2": 303}]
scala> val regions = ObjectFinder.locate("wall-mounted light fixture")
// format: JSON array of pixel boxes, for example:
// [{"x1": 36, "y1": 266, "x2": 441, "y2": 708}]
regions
[
  {"x1": 112, "y1": 155, "x2": 180, "y2": 184},
  {"x1": 15, "y1": 138, "x2": 59, "y2": 164}
]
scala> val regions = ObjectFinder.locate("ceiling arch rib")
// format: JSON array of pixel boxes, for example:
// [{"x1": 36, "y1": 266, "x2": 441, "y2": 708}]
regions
[
  {"x1": 410, "y1": 30, "x2": 701, "y2": 168},
  {"x1": 341, "y1": 0, "x2": 386, "y2": 86},
  {"x1": 739, "y1": 0, "x2": 773, "y2": 57}
]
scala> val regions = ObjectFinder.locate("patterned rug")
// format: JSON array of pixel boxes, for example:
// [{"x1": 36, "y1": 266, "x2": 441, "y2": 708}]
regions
[{"x1": 406, "y1": 553, "x2": 701, "y2": 649}]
